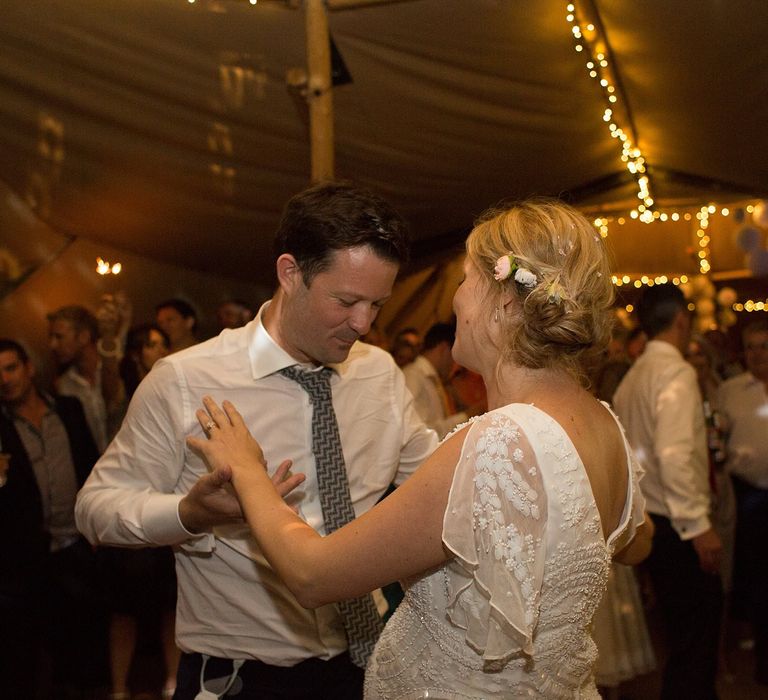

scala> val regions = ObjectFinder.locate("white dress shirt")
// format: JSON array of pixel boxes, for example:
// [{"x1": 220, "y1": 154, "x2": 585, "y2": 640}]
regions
[
  {"x1": 718, "y1": 372, "x2": 768, "y2": 489},
  {"x1": 57, "y1": 364, "x2": 108, "y2": 453},
  {"x1": 402, "y1": 355, "x2": 467, "y2": 438},
  {"x1": 613, "y1": 339, "x2": 711, "y2": 540},
  {"x1": 75, "y1": 307, "x2": 438, "y2": 664}
]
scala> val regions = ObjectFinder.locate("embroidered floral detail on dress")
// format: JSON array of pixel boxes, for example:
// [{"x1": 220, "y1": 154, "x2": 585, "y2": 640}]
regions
[
  {"x1": 541, "y1": 423, "x2": 590, "y2": 530},
  {"x1": 365, "y1": 404, "x2": 633, "y2": 700}
]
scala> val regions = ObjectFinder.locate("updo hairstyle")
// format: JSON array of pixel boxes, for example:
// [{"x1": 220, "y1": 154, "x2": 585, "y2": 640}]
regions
[{"x1": 465, "y1": 198, "x2": 614, "y2": 383}]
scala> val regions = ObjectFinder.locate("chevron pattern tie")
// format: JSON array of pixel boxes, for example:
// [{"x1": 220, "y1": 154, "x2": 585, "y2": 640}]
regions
[{"x1": 279, "y1": 365, "x2": 384, "y2": 668}]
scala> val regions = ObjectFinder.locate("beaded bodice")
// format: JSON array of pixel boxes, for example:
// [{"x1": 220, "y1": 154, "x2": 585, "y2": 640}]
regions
[{"x1": 365, "y1": 403, "x2": 643, "y2": 699}]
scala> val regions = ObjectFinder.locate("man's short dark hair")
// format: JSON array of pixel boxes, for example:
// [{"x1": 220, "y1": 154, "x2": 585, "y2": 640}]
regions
[
  {"x1": 423, "y1": 322, "x2": 456, "y2": 351},
  {"x1": 636, "y1": 284, "x2": 687, "y2": 339},
  {"x1": 156, "y1": 298, "x2": 198, "y2": 334},
  {"x1": 273, "y1": 181, "x2": 410, "y2": 285},
  {"x1": 0, "y1": 338, "x2": 29, "y2": 363},
  {"x1": 46, "y1": 305, "x2": 99, "y2": 342}
]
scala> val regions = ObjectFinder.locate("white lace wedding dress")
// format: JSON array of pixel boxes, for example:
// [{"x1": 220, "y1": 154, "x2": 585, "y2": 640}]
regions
[{"x1": 365, "y1": 403, "x2": 644, "y2": 699}]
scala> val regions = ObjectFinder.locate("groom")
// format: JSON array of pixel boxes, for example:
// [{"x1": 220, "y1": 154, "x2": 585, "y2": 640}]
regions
[{"x1": 76, "y1": 181, "x2": 438, "y2": 699}]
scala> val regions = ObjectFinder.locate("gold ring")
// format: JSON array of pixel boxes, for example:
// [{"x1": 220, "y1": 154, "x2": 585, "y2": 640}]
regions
[{"x1": 205, "y1": 420, "x2": 216, "y2": 432}]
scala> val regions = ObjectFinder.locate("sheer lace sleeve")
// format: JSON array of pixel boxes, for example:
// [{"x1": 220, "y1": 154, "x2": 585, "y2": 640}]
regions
[
  {"x1": 602, "y1": 403, "x2": 648, "y2": 555},
  {"x1": 442, "y1": 409, "x2": 547, "y2": 661}
]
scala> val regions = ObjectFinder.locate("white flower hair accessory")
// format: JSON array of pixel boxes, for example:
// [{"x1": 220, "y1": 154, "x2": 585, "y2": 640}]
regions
[
  {"x1": 514, "y1": 267, "x2": 538, "y2": 289},
  {"x1": 494, "y1": 254, "x2": 538, "y2": 289}
]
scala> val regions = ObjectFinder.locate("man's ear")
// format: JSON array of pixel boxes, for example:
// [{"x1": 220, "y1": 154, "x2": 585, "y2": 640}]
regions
[
  {"x1": 276, "y1": 254, "x2": 304, "y2": 295},
  {"x1": 674, "y1": 307, "x2": 691, "y2": 333}
]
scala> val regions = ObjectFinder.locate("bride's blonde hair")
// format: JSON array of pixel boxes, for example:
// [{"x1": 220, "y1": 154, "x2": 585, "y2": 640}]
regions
[{"x1": 466, "y1": 198, "x2": 614, "y2": 384}]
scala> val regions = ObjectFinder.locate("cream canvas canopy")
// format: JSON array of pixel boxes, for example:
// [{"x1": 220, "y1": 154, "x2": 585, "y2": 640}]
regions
[{"x1": 1, "y1": 0, "x2": 767, "y2": 348}]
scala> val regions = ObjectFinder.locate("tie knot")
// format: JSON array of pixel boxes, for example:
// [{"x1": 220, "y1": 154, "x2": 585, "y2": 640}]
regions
[{"x1": 279, "y1": 365, "x2": 332, "y2": 403}]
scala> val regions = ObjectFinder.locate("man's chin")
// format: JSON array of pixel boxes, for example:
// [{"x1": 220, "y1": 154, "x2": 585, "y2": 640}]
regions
[{"x1": 322, "y1": 340, "x2": 356, "y2": 364}]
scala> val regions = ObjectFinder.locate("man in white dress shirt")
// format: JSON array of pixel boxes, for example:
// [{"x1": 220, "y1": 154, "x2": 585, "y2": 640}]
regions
[
  {"x1": 718, "y1": 319, "x2": 768, "y2": 685},
  {"x1": 402, "y1": 322, "x2": 478, "y2": 438},
  {"x1": 48, "y1": 305, "x2": 110, "y2": 452},
  {"x1": 75, "y1": 182, "x2": 438, "y2": 699},
  {"x1": 613, "y1": 283, "x2": 722, "y2": 700}
]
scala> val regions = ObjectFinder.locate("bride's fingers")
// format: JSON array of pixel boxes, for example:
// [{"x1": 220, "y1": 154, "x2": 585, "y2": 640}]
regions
[
  {"x1": 221, "y1": 400, "x2": 247, "y2": 430},
  {"x1": 195, "y1": 409, "x2": 216, "y2": 434},
  {"x1": 202, "y1": 396, "x2": 231, "y2": 427}
]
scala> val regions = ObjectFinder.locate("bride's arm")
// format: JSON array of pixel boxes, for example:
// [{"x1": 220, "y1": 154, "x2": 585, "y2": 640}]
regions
[{"x1": 187, "y1": 395, "x2": 466, "y2": 608}]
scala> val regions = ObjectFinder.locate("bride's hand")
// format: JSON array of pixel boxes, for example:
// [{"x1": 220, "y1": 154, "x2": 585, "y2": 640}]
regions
[
  {"x1": 187, "y1": 395, "x2": 305, "y2": 499},
  {"x1": 190, "y1": 395, "x2": 266, "y2": 473}
]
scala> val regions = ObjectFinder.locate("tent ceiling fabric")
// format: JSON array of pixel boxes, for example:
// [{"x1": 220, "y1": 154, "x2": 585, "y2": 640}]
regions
[{"x1": 1, "y1": 0, "x2": 767, "y2": 284}]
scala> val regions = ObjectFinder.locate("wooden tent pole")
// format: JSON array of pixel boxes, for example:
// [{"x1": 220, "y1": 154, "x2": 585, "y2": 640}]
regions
[{"x1": 305, "y1": 0, "x2": 334, "y2": 182}]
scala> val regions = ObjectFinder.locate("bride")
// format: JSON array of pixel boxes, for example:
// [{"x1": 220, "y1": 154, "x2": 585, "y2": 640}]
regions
[{"x1": 188, "y1": 199, "x2": 652, "y2": 699}]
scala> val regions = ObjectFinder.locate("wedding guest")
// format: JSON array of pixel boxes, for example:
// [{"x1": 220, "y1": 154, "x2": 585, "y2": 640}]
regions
[
  {"x1": 216, "y1": 299, "x2": 255, "y2": 332},
  {"x1": 188, "y1": 199, "x2": 651, "y2": 698},
  {"x1": 614, "y1": 284, "x2": 722, "y2": 700},
  {"x1": 76, "y1": 181, "x2": 438, "y2": 700},
  {"x1": 402, "y1": 321, "x2": 482, "y2": 437},
  {"x1": 103, "y1": 322, "x2": 179, "y2": 700},
  {"x1": 718, "y1": 319, "x2": 768, "y2": 685},
  {"x1": 48, "y1": 304, "x2": 120, "y2": 452},
  {"x1": 156, "y1": 298, "x2": 198, "y2": 353},
  {"x1": 390, "y1": 327, "x2": 421, "y2": 367},
  {"x1": 0, "y1": 338, "x2": 106, "y2": 698}
]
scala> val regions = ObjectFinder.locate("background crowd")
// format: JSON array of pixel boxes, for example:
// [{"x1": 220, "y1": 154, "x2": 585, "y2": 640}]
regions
[{"x1": 0, "y1": 249, "x2": 766, "y2": 699}]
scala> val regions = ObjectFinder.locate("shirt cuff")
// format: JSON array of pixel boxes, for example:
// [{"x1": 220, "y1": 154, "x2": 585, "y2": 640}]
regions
[
  {"x1": 671, "y1": 514, "x2": 711, "y2": 541},
  {"x1": 140, "y1": 493, "x2": 211, "y2": 549}
]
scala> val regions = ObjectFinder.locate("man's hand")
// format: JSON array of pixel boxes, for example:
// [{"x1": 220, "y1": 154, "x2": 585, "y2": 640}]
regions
[
  {"x1": 692, "y1": 527, "x2": 722, "y2": 575},
  {"x1": 178, "y1": 466, "x2": 243, "y2": 534},
  {"x1": 179, "y1": 459, "x2": 306, "y2": 534}
]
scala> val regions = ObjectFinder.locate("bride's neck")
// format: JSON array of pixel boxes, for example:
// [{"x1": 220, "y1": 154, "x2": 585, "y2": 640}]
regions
[{"x1": 484, "y1": 363, "x2": 578, "y2": 410}]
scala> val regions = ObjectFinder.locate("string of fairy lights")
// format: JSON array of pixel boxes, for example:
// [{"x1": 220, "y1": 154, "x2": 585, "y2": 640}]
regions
[
  {"x1": 565, "y1": 3, "x2": 655, "y2": 222},
  {"x1": 170, "y1": 2, "x2": 767, "y2": 315},
  {"x1": 565, "y1": 3, "x2": 768, "y2": 313}
]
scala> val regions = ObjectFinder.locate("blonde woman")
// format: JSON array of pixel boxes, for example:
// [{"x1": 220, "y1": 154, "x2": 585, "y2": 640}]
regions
[{"x1": 189, "y1": 199, "x2": 651, "y2": 699}]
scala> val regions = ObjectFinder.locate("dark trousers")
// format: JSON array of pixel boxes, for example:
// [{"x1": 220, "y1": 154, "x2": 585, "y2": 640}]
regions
[
  {"x1": 645, "y1": 514, "x2": 723, "y2": 700},
  {"x1": 731, "y1": 476, "x2": 768, "y2": 682},
  {"x1": 42, "y1": 538, "x2": 109, "y2": 693},
  {"x1": 0, "y1": 591, "x2": 41, "y2": 697},
  {"x1": 174, "y1": 651, "x2": 364, "y2": 700}
]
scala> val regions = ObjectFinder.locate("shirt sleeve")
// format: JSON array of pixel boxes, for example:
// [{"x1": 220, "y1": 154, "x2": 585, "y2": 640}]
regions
[
  {"x1": 392, "y1": 362, "x2": 440, "y2": 486},
  {"x1": 75, "y1": 360, "x2": 209, "y2": 548},
  {"x1": 442, "y1": 411, "x2": 547, "y2": 660},
  {"x1": 654, "y1": 363, "x2": 711, "y2": 539}
]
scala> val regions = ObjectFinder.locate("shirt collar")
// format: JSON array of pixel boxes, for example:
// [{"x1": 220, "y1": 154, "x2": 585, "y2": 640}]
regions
[
  {"x1": 645, "y1": 338, "x2": 685, "y2": 361},
  {"x1": 1, "y1": 390, "x2": 55, "y2": 420},
  {"x1": 248, "y1": 301, "x2": 345, "y2": 380}
]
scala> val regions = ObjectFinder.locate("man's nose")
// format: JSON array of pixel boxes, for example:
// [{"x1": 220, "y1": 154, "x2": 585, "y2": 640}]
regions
[{"x1": 348, "y1": 306, "x2": 375, "y2": 336}]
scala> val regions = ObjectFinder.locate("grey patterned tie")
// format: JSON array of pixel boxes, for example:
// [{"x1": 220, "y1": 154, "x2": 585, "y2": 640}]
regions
[{"x1": 280, "y1": 365, "x2": 384, "y2": 667}]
